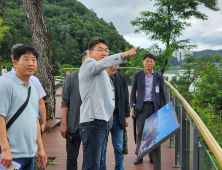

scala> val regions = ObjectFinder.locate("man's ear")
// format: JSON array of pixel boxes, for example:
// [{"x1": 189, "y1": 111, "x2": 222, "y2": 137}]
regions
[
  {"x1": 89, "y1": 50, "x2": 93, "y2": 58},
  {"x1": 11, "y1": 55, "x2": 14, "y2": 61},
  {"x1": 13, "y1": 59, "x2": 18, "y2": 68}
]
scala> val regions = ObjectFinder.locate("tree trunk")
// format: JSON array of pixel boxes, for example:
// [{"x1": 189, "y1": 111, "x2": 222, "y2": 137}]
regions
[{"x1": 23, "y1": 0, "x2": 55, "y2": 118}]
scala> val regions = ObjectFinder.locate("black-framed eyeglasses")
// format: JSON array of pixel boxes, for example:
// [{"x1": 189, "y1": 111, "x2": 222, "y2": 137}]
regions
[{"x1": 92, "y1": 49, "x2": 109, "y2": 53}]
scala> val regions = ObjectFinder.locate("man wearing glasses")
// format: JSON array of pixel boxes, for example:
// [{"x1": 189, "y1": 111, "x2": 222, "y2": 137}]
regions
[
  {"x1": 130, "y1": 53, "x2": 166, "y2": 164},
  {"x1": 79, "y1": 38, "x2": 139, "y2": 170}
]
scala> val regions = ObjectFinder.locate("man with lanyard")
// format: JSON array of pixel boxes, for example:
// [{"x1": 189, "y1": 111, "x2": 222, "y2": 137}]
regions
[
  {"x1": 0, "y1": 44, "x2": 47, "y2": 133},
  {"x1": 130, "y1": 53, "x2": 166, "y2": 164}
]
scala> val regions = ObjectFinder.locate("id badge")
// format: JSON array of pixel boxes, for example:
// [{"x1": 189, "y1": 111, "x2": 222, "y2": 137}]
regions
[{"x1": 155, "y1": 84, "x2": 159, "y2": 93}]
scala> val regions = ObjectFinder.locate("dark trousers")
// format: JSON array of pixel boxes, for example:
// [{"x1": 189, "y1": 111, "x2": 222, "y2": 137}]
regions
[
  {"x1": 79, "y1": 120, "x2": 108, "y2": 170},
  {"x1": 136, "y1": 103, "x2": 155, "y2": 159},
  {"x1": 66, "y1": 130, "x2": 81, "y2": 170},
  {"x1": 13, "y1": 157, "x2": 35, "y2": 170}
]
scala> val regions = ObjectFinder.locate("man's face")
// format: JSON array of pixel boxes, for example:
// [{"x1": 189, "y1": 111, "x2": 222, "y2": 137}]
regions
[
  {"x1": 143, "y1": 57, "x2": 155, "y2": 71},
  {"x1": 13, "y1": 53, "x2": 37, "y2": 77},
  {"x1": 106, "y1": 65, "x2": 119, "y2": 76},
  {"x1": 89, "y1": 43, "x2": 108, "y2": 61}
]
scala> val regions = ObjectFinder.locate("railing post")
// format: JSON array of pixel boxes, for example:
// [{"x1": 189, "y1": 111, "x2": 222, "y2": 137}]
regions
[
  {"x1": 193, "y1": 125, "x2": 199, "y2": 170},
  {"x1": 60, "y1": 68, "x2": 63, "y2": 86},
  {"x1": 181, "y1": 107, "x2": 186, "y2": 170},
  {"x1": 154, "y1": 146, "x2": 161, "y2": 170},
  {"x1": 165, "y1": 83, "x2": 167, "y2": 102},
  {"x1": 174, "y1": 97, "x2": 180, "y2": 168},
  {"x1": 168, "y1": 90, "x2": 174, "y2": 148},
  {"x1": 186, "y1": 116, "x2": 190, "y2": 170}
]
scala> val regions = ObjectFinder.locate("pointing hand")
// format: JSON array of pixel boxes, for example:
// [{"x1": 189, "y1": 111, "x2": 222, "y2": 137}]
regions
[{"x1": 121, "y1": 46, "x2": 140, "y2": 60}]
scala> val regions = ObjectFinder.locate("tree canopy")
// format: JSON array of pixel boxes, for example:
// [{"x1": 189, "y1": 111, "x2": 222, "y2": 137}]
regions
[
  {"x1": 131, "y1": 0, "x2": 219, "y2": 74},
  {"x1": 0, "y1": 17, "x2": 10, "y2": 49},
  {"x1": 0, "y1": 0, "x2": 133, "y2": 75}
]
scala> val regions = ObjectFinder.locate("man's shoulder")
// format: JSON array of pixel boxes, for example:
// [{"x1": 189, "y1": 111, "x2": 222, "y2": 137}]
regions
[
  {"x1": 134, "y1": 70, "x2": 144, "y2": 76},
  {"x1": 79, "y1": 58, "x2": 94, "y2": 72},
  {"x1": 0, "y1": 76, "x2": 15, "y2": 85},
  {"x1": 0, "y1": 71, "x2": 14, "y2": 84},
  {"x1": 69, "y1": 70, "x2": 79, "y2": 76},
  {"x1": 81, "y1": 58, "x2": 94, "y2": 66},
  {"x1": 116, "y1": 72, "x2": 125, "y2": 79},
  {"x1": 66, "y1": 70, "x2": 79, "y2": 80},
  {"x1": 30, "y1": 75, "x2": 40, "y2": 82},
  {"x1": 0, "y1": 77, "x2": 17, "y2": 93}
]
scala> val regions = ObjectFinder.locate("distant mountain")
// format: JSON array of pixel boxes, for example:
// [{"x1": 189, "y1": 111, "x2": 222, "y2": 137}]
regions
[{"x1": 193, "y1": 49, "x2": 222, "y2": 58}]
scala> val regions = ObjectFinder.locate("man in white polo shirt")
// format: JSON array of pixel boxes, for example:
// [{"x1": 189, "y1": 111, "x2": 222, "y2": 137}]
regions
[
  {"x1": 0, "y1": 44, "x2": 47, "y2": 132},
  {"x1": 0, "y1": 45, "x2": 47, "y2": 169}
]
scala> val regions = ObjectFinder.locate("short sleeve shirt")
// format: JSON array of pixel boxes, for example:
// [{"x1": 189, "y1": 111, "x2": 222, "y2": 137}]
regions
[{"x1": 0, "y1": 75, "x2": 38, "y2": 158}]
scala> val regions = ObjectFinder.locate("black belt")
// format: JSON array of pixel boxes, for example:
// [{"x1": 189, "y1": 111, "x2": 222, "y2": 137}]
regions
[
  {"x1": 144, "y1": 101, "x2": 154, "y2": 105},
  {"x1": 94, "y1": 119, "x2": 106, "y2": 122}
]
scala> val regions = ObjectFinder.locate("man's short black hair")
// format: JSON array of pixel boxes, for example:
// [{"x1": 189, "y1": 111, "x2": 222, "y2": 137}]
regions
[
  {"x1": 143, "y1": 53, "x2": 155, "y2": 61},
  {"x1": 3, "y1": 66, "x2": 6, "y2": 69},
  {"x1": 13, "y1": 45, "x2": 39, "y2": 61},
  {"x1": 88, "y1": 38, "x2": 109, "y2": 50}
]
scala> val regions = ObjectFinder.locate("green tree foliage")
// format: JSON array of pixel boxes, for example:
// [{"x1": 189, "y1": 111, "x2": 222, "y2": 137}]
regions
[
  {"x1": 131, "y1": 0, "x2": 219, "y2": 74},
  {"x1": 192, "y1": 55, "x2": 222, "y2": 111},
  {"x1": 0, "y1": 0, "x2": 133, "y2": 74},
  {"x1": 0, "y1": 17, "x2": 10, "y2": 49}
]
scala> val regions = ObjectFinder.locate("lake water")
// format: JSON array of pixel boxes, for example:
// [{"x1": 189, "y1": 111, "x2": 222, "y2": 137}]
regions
[
  {"x1": 164, "y1": 69, "x2": 195, "y2": 91},
  {"x1": 163, "y1": 69, "x2": 187, "y2": 81}
]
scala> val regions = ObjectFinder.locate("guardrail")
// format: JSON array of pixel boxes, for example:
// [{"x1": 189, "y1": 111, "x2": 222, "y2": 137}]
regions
[{"x1": 165, "y1": 80, "x2": 221, "y2": 169}]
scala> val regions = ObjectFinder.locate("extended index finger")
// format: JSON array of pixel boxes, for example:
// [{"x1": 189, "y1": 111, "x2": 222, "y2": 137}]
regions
[{"x1": 134, "y1": 46, "x2": 140, "y2": 51}]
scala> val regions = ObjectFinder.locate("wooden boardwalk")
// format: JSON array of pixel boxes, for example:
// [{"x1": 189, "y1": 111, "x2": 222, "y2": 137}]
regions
[{"x1": 42, "y1": 87, "x2": 177, "y2": 170}]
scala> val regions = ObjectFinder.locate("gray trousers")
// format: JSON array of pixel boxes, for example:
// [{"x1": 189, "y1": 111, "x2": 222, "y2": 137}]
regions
[{"x1": 135, "y1": 102, "x2": 155, "y2": 159}]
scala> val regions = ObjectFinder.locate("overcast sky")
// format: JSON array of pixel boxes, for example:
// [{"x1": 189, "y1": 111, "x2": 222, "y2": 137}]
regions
[{"x1": 78, "y1": 0, "x2": 222, "y2": 51}]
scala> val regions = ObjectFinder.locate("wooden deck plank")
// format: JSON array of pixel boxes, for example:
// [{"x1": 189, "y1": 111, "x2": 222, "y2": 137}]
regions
[{"x1": 42, "y1": 110, "x2": 176, "y2": 170}]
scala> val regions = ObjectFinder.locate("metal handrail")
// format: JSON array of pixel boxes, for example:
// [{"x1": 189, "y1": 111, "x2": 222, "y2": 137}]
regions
[
  {"x1": 165, "y1": 80, "x2": 222, "y2": 169},
  {"x1": 62, "y1": 67, "x2": 143, "y2": 70}
]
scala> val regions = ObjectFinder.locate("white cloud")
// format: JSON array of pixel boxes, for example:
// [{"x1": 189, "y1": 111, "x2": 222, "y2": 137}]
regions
[{"x1": 78, "y1": 0, "x2": 222, "y2": 51}]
